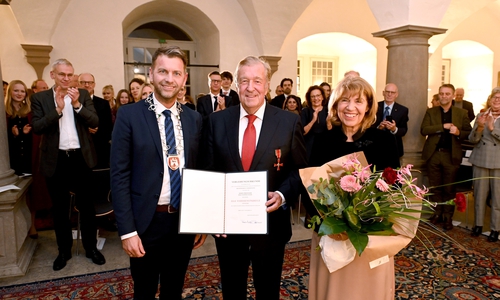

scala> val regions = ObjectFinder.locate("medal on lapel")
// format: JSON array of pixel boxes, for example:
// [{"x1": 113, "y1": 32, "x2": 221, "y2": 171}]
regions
[
  {"x1": 274, "y1": 149, "x2": 283, "y2": 171},
  {"x1": 167, "y1": 155, "x2": 180, "y2": 171}
]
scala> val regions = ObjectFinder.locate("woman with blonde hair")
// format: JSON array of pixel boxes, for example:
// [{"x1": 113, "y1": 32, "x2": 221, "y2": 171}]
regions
[
  {"x1": 469, "y1": 87, "x2": 500, "y2": 242},
  {"x1": 102, "y1": 85, "x2": 116, "y2": 109},
  {"x1": 139, "y1": 83, "x2": 154, "y2": 100},
  {"x1": 5, "y1": 80, "x2": 48, "y2": 239},
  {"x1": 305, "y1": 76, "x2": 400, "y2": 299}
]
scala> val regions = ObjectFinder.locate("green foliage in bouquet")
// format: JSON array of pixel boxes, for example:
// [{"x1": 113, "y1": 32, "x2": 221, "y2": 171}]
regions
[{"x1": 308, "y1": 154, "x2": 430, "y2": 256}]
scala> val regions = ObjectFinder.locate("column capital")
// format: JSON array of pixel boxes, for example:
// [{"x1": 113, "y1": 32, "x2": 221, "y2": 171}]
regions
[
  {"x1": 21, "y1": 44, "x2": 53, "y2": 79},
  {"x1": 259, "y1": 55, "x2": 281, "y2": 78},
  {"x1": 373, "y1": 25, "x2": 447, "y2": 42}
]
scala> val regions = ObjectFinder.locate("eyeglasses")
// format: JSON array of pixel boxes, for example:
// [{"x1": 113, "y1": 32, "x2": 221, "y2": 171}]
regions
[
  {"x1": 384, "y1": 91, "x2": 397, "y2": 95},
  {"x1": 79, "y1": 81, "x2": 94, "y2": 86},
  {"x1": 492, "y1": 96, "x2": 500, "y2": 101},
  {"x1": 311, "y1": 94, "x2": 323, "y2": 99}
]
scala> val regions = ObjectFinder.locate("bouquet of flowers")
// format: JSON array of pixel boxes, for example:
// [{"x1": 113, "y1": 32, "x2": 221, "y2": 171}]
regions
[{"x1": 305, "y1": 153, "x2": 432, "y2": 257}]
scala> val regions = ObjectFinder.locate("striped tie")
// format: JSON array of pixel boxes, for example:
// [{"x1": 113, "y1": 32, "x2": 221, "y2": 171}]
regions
[{"x1": 163, "y1": 110, "x2": 181, "y2": 209}]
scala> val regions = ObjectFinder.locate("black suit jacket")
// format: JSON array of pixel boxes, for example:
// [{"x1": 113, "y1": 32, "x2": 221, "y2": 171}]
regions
[
  {"x1": 453, "y1": 99, "x2": 475, "y2": 122},
  {"x1": 91, "y1": 95, "x2": 112, "y2": 168},
  {"x1": 31, "y1": 88, "x2": 98, "y2": 177},
  {"x1": 270, "y1": 94, "x2": 302, "y2": 109},
  {"x1": 206, "y1": 104, "x2": 307, "y2": 242},
  {"x1": 196, "y1": 94, "x2": 234, "y2": 121},
  {"x1": 221, "y1": 89, "x2": 240, "y2": 106},
  {"x1": 110, "y1": 97, "x2": 202, "y2": 236},
  {"x1": 373, "y1": 101, "x2": 409, "y2": 157}
]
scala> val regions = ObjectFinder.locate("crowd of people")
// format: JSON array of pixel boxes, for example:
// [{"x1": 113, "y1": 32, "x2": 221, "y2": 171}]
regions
[{"x1": 3, "y1": 44, "x2": 500, "y2": 299}]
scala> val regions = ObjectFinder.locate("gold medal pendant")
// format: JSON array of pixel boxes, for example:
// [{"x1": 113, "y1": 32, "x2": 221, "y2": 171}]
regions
[{"x1": 167, "y1": 154, "x2": 180, "y2": 171}]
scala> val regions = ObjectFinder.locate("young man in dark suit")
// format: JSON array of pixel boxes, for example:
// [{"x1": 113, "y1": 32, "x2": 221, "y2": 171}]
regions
[
  {"x1": 220, "y1": 70, "x2": 240, "y2": 105},
  {"x1": 111, "y1": 46, "x2": 205, "y2": 299},
  {"x1": 373, "y1": 83, "x2": 409, "y2": 158},
  {"x1": 31, "y1": 59, "x2": 105, "y2": 271},
  {"x1": 196, "y1": 71, "x2": 234, "y2": 120},
  {"x1": 206, "y1": 56, "x2": 307, "y2": 299}
]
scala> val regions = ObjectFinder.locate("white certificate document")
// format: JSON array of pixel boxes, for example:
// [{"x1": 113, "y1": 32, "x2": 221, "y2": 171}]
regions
[{"x1": 179, "y1": 169, "x2": 268, "y2": 234}]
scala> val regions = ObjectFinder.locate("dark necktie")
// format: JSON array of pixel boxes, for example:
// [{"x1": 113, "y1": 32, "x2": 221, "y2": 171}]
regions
[
  {"x1": 213, "y1": 96, "x2": 218, "y2": 112},
  {"x1": 383, "y1": 106, "x2": 390, "y2": 120},
  {"x1": 241, "y1": 115, "x2": 257, "y2": 171},
  {"x1": 163, "y1": 110, "x2": 181, "y2": 209}
]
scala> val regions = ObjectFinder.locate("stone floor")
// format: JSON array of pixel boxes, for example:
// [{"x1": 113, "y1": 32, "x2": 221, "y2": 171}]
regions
[{"x1": 0, "y1": 208, "x2": 312, "y2": 287}]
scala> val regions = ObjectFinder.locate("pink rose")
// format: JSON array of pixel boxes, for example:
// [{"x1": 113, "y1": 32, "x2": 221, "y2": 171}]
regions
[
  {"x1": 340, "y1": 175, "x2": 362, "y2": 193},
  {"x1": 376, "y1": 179, "x2": 390, "y2": 192}
]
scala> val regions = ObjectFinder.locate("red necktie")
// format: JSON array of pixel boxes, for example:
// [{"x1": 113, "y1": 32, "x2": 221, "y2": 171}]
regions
[{"x1": 241, "y1": 115, "x2": 257, "y2": 171}]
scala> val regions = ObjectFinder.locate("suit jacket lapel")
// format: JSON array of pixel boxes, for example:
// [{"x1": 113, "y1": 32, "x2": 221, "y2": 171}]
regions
[
  {"x1": 225, "y1": 106, "x2": 243, "y2": 170},
  {"x1": 250, "y1": 105, "x2": 281, "y2": 170},
  {"x1": 142, "y1": 100, "x2": 163, "y2": 159},
  {"x1": 181, "y1": 108, "x2": 193, "y2": 166}
]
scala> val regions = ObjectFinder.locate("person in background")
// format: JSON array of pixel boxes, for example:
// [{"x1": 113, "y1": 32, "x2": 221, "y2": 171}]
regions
[
  {"x1": 220, "y1": 70, "x2": 240, "y2": 105},
  {"x1": 319, "y1": 82, "x2": 331, "y2": 101},
  {"x1": 283, "y1": 94, "x2": 302, "y2": 115},
  {"x1": 176, "y1": 86, "x2": 195, "y2": 110},
  {"x1": 344, "y1": 70, "x2": 360, "y2": 77},
  {"x1": 112, "y1": 89, "x2": 133, "y2": 124},
  {"x1": 140, "y1": 83, "x2": 154, "y2": 100},
  {"x1": 431, "y1": 93, "x2": 440, "y2": 108},
  {"x1": 421, "y1": 83, "x2": 472, "y2": 230},
  {"x1": 2, "y1": 80, "x2": 8, "y2": 98},
  {"x1": 31, "y1": 59, "x2": 105, "y2": 271},
  {"x1": 275, "y1": 85, "x2": 284, "y2": 97},
  {"x1": 373, "y1": 83, "x2": 409, "y2": 159},
  {"x1": 301, "y1": 85, "x2": 329, "y2": 160},
  {"x1": 468, "y1": 87, "x2": 500, "y2": 242},
  {"x1": 270, "y1": 78, "x2": 300, "y2": 109},
  {"x1": 5, "y1": 80, "x2": 37, "y2": 238},
  {"x1": 102, "y1": 85, "x2": 116, "y2": 109},
  {"x1": 31, "y1": 79, "x2": 49, "y2": 93},
  {"x1": 454, "y1": 88, "x2": 475, "y2": 123},
  {"x1": 129, "y1": 78, "x2": 145, "y2": 102},
  {"x1": 79, "y1": 73, "x2": 113, "y2": 169}
]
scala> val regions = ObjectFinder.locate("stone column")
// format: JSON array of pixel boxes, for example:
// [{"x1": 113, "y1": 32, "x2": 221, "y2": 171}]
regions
[
  {"x1": 260, "y1": 56, "x2": 281, "y2": 78},
  {"x1": 0, "y1": 59, "x2": 36, "y2": 278},
  {"x1": 373, "y1": 25, "x2": 446, "y2": 169}
]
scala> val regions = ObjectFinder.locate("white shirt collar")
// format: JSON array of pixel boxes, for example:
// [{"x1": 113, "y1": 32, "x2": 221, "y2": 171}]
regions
[{"x1": 239, "y1": 101, "x2": 266, "y2": 120}]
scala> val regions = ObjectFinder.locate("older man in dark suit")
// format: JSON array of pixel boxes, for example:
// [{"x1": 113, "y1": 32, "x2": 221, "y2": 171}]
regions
[
  {"x1": 31, "y1": 59, "x2": 105, "y2": 271},
  {"x1": 373, "y1": 83, "x2": 409, "y2": 158},
  {"x1": 454, "y1": 88, "x2": 475, "y2": 122},
  {"x1": 111, "y1": 46, "x2": 205, "y2": 299},
  {"x1": 207, "y1": 56, "x2": 307, "y2": 299},
  {"x1": 78, "y1": 73, "x2": 112, "y2": 168},
  {"x1": 421, "y1": 83, "x2": 472, "y2": 230}
]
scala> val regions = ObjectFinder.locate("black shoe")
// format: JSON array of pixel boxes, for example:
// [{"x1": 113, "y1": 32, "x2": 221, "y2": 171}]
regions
[
  {"x1": 443, "y1": 219, "x2": 454, "y2": 230},
  {"x1": 86, "y1": 249, "x2": 106, "y2": 265},
  {"x1": 471, "y1": 226, "x2": 483, "y2": 237},
  {"x1": 488, "y1": 230, "x2": 499, "y2": 242},
  {"x1": 429, "y1": 214, "x2": 441, "y2": 225},
  {"x1": 53, "y1": 253, "x2": 72, "y2": 271}
]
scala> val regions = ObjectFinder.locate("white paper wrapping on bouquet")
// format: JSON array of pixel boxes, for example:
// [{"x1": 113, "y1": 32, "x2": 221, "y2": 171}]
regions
[
  {"x1": 319, "y1": 235, "x2": 356, "y2": 273},
  {"x1": 300, "y1": 152, "x2": 421, "y2": 273}
]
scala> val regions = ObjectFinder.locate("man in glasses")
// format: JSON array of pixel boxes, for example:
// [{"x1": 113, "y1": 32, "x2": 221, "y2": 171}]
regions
[{"x1": 373, "y1": 83, "x2": 409, "y2": 159}]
